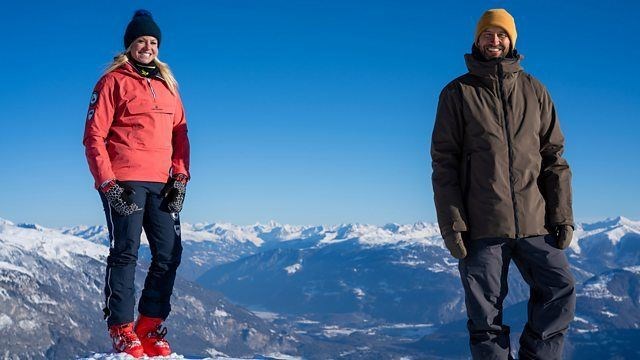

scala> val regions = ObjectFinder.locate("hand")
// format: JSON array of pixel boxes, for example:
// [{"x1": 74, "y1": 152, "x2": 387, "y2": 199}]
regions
[
  {"x1": 161, "y1": 174, "x2": 187, "y2": 213},
  {"x1": 443, "y1": 232, "x2": 467, "y2": 259},
  {"x1": 101, "y1": 180, "x2": 142, "y2": 216},
  {"x1": 555, "y1": 224, "x2": 574, "y2": 250}
]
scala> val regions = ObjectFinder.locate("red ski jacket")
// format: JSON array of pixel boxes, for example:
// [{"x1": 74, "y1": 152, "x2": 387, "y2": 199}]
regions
[{"x1": 83, "y1": 62, "x2": 190, "y2": 189}]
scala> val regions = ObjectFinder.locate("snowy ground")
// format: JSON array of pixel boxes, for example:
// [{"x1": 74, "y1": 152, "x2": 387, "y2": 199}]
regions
[
  {"x1": 79, "y1": 355, "x2": 231, "y2": 360},
  {"x1": 79, "y1": 353, "x2": 300, "y2": 360},
  {"x1": 79, "y1": 355, "x2": 208, "y2": 360}
]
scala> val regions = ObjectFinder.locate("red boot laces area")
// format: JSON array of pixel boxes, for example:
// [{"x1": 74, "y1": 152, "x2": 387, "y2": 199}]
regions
[
  {"x1": 138, "y1": 323, "x2": 172, "y2": 356},
  {"x1": 108, "y1": 323, "x2": 144, "y2": 357}
]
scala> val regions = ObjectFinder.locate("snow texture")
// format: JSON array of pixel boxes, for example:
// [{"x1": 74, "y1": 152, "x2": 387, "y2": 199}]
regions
[{"x1": 79, "y1": 353, "x2": 302, "y2": 360}]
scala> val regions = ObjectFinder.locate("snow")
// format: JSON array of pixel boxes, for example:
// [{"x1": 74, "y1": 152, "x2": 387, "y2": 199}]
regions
[
  {"x1": 18, "y1": 319, "x2": 38, "y2": 331},
  {"x1": 183, "y1": 222, "x2": 265, "y2": 247},
  {"x1": 353, "y1": 288, "x2": 365, "y2": 298},
  {"x1": 573, "y1": 316, "x2": 590, "y2": 324},
  {"x1": 27, "y1": 293, "x2": 58, "y2": 305},
  {"x1": 623, "y1": 266, "x2": 640, "y2": 274},
  {"x1": 78, "y1": 354, "x2": 223, "y2": 359},
  {"x1": 0, "y1": 313, "x2": 13, "y2": 330},
  {"x1": 0, "y1": 219, "x2": 107, "y2": 269},
  {"x1": 318, "y1": 222, "x2": 443, "y2": 247},
  {"x1": 322, "y1": 325, "x2": 357, "y2": 337},
  {"x1": 0, "y1": 261, "x2": 33, "y2": 277},
  {"x1": 572, "y1": 216, "x2": 640, "y2": 251},
  {"x1": 284, "y1": 263, "x2": 302, "y2": 275},
  {"x1": 427, "y1": 263, "x2": 452, "y2": 273},
  {"x1": 252, "y1": 311, "x2": 280, "y2": 321},
  {"x1": 180, "y1": 295, "x2": 205, "y2": 313},
  {"x1": 213, "y1": 308, "x2": 229, "y2": 317},
  {"x1": 59, "y1": 216, "x2": 639, "y2": 257},
  {"x1": 578, "y1": 275, "x2": 625, "y2": 302},
  {"x1": 79, "y1": 353, "x2": 300, "y2": 360},
  {"x1": 393, "y1": 259, "x2": 425, "y2": 267}
]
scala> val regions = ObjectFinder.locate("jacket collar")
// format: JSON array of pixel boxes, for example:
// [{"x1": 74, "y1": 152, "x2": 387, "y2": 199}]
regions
[
  {"x1": 116, "y1": 61, "x2": 165, "y2": 81},
  {"x1": 464, "y1": 45, "x2": 524, "y2": 77}
]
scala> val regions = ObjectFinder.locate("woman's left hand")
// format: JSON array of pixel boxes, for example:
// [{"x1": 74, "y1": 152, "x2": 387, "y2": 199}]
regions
[{"x1": 161, "y1": 174, "x2": 187, "y2": 213}]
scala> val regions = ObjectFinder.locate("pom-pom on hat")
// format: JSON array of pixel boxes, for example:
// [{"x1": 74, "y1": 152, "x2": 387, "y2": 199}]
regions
[
  {"x1": 124, "y1": 9, "x2": 162, "y2": 49},
  {"x1": 475, "y1": 9, "x2": 517, "y2": 51}
]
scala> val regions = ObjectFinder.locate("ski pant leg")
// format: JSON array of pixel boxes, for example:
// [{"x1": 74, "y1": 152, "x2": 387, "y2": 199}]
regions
[
  {"x1": 100, "y1": 183, "x2": 147, "y2": 327},
  {"x1": 458, "y1": 237, "x2": 514, "y2": 360},
  {"x1": 512, "y1": 234, "x2": 576, "y2": 360},
  {"x1": 137, "y1": 182, "x2": 183, "y2": 320}
]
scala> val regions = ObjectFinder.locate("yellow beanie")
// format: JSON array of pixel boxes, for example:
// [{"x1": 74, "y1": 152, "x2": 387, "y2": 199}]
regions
[{"x1": 475, "y1": 9, "x2": 517, "y2": 51}]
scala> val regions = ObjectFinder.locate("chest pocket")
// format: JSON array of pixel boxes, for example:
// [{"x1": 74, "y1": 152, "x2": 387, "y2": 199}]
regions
[{"x1": 124, "y1": 101, "x2": 175, "y2": 149}]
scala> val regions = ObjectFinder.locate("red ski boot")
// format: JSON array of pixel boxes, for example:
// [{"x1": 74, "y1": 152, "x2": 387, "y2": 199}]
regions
[
  {"x1": 134, "y1": 315, "x2": 172, "y2": 357},
  {"x1": 108, "y1": 322, "x2": 144, "y2": 358}
]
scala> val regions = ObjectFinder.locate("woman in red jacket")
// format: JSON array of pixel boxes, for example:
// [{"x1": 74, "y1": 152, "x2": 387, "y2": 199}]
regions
[{"x1": 83, "y1": 10, "x2": 190, "y2": 357}]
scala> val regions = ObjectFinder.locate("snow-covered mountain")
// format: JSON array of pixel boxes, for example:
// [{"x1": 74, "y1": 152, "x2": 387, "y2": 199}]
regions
[
  {"x1": 0, "y1": 218, "x2": 296, "y2": 360},
  {"x1": 569, "y1": 216, "x2": 640, "y2": 275},
  {"x1": 61, "y1": 223, "x2": 262, "y2": 281},
  {"x1": 62, "y1": 221, "x2": 445, "y2": 282},
  {"x1": 186, "y1": 217, "x2": 640, "y2": 358},
  {"x1": 192, "y1": 218, "x2": 639, "y2": 320},
  {"x1": 3, "y1": 216, "x2": 640, "y2": 359}
]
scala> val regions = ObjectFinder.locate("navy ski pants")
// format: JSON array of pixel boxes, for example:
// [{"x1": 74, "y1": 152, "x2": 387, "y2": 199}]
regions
[
  {"x1": 458, "y1": 235, "x2": 576, "y2": 360},
  {"x1": 100, "y1": 181, "x2": 182, "y2": 327}
]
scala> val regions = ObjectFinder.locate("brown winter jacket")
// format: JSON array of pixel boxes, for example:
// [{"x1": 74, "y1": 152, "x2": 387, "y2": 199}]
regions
[{"x1": 431, "y1": 52, "x2": 573, "y2": 240}]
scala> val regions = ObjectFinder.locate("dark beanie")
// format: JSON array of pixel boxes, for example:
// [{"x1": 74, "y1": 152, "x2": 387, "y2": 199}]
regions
[{"x1": 123, "y1": 9, "x2": 162, "y2": 49}]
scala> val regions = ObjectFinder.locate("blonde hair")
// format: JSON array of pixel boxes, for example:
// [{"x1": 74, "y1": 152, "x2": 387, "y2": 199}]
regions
[{"x1": 104, "y1": 46, "x2": 178, "y2": 94}]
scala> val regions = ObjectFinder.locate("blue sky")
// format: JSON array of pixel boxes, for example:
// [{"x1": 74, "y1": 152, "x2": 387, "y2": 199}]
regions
[{"x1": 0, "y1": 0, "x2": 638, "y2": 227}]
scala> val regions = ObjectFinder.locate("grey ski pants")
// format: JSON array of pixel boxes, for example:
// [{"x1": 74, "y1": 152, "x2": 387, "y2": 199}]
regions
[{"x1": 458, "y1": 235, "x2": 576, "y2": 360}]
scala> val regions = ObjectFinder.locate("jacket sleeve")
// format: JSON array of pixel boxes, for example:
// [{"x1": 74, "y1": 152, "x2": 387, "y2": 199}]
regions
[
  {"x1": 171, "y1": 94, "x2": 191, "y2": 179},
  {"x1": 538, "y1": 84, "x2": 573, "y2": 228},
  {"x1": 431, "y1": 84, "x2": 468, "y2": 238},
  {"x1": 83, "y1": 75, "x2": 117, "y2": 189}
]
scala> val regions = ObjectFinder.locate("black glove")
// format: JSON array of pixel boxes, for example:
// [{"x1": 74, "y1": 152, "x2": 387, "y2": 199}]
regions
[
  {"x1": 443, "y1": 232, "x2": 467, "y2": 259},
  {"x1": 555, "y1": 224, "x2": 574, "y2": 250},
  {"x1": 101, "y1": 180, "x2": 141, "y2": 216},
  {"x1": 161, "y1": 174, "x2": 187, "y2": 213}
]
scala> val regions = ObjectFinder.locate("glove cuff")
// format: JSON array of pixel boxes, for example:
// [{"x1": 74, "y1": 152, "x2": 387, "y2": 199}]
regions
[
  {"x1": 173, "y1": 173, "x2": 188, "y2": 185},
  {"x1": 99, "y1": 179, "x2": 117, "y2": 193}
]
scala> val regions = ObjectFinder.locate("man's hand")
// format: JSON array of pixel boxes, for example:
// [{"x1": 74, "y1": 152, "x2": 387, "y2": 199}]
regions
[
  {"x1": 444, "y1": 232, "x2": 467, "y2": 259},
  {"x1": 101, "y1": 180, "x2": 141, "y2": 216},
  {"x1": 555, "y1": 224, "x2": 574, "y2": 250},
  {"x1": 161, "y1": 174, "x2": 187, "y2": 213}
]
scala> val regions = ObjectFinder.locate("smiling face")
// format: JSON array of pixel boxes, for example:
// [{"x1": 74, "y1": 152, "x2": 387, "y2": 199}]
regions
[
  {"x1": 129, "y1": 36, "x2": 158, "y2": 64},
  {"x1": 476, "y1": 26, "x2": 511, "y2": 60}
]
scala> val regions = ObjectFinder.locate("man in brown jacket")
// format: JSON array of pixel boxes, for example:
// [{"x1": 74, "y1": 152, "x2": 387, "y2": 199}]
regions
[{"x1": 431, "y1": 9, "x2": 576, "y2": 360}]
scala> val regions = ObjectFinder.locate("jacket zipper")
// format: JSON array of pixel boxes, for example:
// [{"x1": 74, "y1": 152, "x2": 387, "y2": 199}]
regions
[
  {"x1": 146, "y1": 78, "x2": 157, "y2": 101},
  {"x1": 497, "y1": 64, "x2": 520, "y2": 237},
  {"x1": 463, "y1": 153, "x2": 471, "y2": 205}
]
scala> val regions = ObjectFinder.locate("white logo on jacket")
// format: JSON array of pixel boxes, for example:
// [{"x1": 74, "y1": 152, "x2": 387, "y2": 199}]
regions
[{"x1": 89, "y1": 92, "x2": 98, "y2": 105}]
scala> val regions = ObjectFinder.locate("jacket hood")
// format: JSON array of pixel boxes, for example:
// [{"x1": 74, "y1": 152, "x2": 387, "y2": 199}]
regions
[{"x1": 465, "y1": 44, "x2": 524, "y2": 77}]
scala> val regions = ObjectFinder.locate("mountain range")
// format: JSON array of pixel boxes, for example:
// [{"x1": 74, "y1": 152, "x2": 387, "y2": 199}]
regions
[{"x1": 1, "y1": 216, "x2": 639, "y2": 359}]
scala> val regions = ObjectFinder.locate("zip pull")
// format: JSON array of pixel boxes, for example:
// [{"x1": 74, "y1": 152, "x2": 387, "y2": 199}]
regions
[{"x1": 146, "y1": 78, "x2": 157, "y2": 100}]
